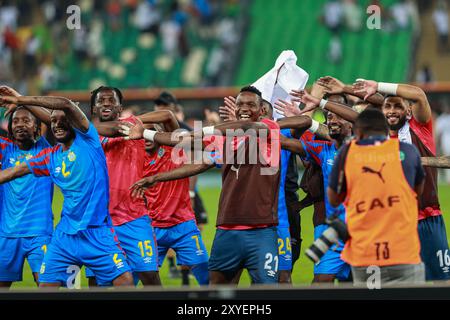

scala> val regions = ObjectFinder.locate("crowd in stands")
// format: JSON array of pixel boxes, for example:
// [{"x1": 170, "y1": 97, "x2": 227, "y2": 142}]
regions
[
  {"x1": 0, "y1": 0, "x2": 241, "y2": 95},
  {"x1": 320, "y1": 0, "x2": 420, "y2": 64}
]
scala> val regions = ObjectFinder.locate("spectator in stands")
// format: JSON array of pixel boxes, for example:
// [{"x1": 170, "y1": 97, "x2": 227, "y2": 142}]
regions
[
  {"x1": 86, "y1": 20, "x2": 104, "y2": 64},
  {"x1": 0, "y1": 1, "x2": 19, "y2": 31},
  {"x1": 38, "y1": 57, "x2": 59, "y2": 93},
  {"x1": 24, "y1": 32, "x2": 40, "y2": 78},
  {"x1": 107, "y1": 0, "x2": 122, "y2": 31},
  {"x1": 415, "y1": 64, "x2": 435, "y2": 83},
  {"x1": 342, "y1": 0, "x2": 362, "y2": 32},
  {"x1": 322, "y1": 0, "x2": 343, "y2": 64},
  {"x1": 328, "y1": 35, "x2": 342, "y2": 64},
  {"x1": 134, "y1": 0, "x2": 161, "y2": 35},
  {"x1": 160, "y1": 17, "x2": 180, "y2": 58},
  {"x1": 72, "y1": 26, "x2": 88, "y2": 62},
  {"x1": 390, "y1": 0, "x2": 413, "y2": 30},
  {"x1": 321, "y1": 0, "x2": 343, "y2": 34},
  {"x1": 432, "y1": 0, "x2": 449, "y2": 53},
  {"x1": 436, "y1": 106, "x2": 450, "y2": 184}
]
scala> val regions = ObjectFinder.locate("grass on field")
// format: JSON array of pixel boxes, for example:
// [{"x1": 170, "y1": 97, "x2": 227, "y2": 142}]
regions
[{"x1": 11, "y1": 180, "x2": 450, "y2": 289}]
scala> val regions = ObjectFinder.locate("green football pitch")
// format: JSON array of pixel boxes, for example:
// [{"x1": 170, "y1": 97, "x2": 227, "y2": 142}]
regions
[{"x1": 11, "y1": 173, "x2": 450, "y2": 289}]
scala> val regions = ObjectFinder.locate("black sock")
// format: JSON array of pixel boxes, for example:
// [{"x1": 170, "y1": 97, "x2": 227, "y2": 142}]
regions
[
  {"x1": 168, "y1": 257, "x2": 176, "y2": 268},
  {"x1": 181, "y1": 269, "x2": 190, "y2": 286}
]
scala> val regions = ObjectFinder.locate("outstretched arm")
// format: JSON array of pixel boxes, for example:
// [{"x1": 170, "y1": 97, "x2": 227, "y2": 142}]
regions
[
  {"x1": 93, "y1": 119, "x2": 124, "y2": 137},
  {"x1": 317, "y1": 76, "x2": 384, "y2": 105},
  {"x1": 291, "y1": 89, "x2": 359, "y2": 123},
  {"x1": 0, "y1": 163, "x2": 31, "y2": 184},
  {"x1": 280, "y1": 135, "x2": 306, "y2": 157},
  {"x1": 0, "y1": 86, "x2": 52, "y2": 126},
  {"x1": 421, "y1": 156, "x2": 450, "y2": 169},
  {"x1": 353, "y1": 80, "x2": 432, "y2": 124},
  {"x1": 130, "y1": 163, "x2": 214, "y2": 198},
  {"x1": 137, "y1": 110, "x2": 179, "y2": 132},
  {"x1": 0, "y1": 95, "x2": 89, "y2": 132}
]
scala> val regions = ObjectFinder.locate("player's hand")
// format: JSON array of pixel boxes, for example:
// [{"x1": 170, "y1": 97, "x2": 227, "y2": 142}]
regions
[
  {"x1": 290, "y1": 90, "x2": 321, "y2": 114},
  {"x1": 0, "y1": 95, "x2": 19, "y2": 116},
  {"x1": 204, "y1": 109, "x2": 221, "y2": 125},
  {"x1": 219, "y1": 96, "x2": 237, "y2": 122},
  {"x1": 0, "y1": 86, "x2": 20, "y2": 117},
  {"x1": 130, "y1": 176, "x2": 158, "y2": 198},
  {"x1": 273, "y1": 99, "x2": 301, "y2": 117},
  {"x1": 119, "y1": 118, "x2": 145, "y2": 140},
  {"x1": 353, "y1": 79, "x2": 378, "y2": 100},
  {"x1": 316, "y1": 76, "x2": 345, "y2": 94}
]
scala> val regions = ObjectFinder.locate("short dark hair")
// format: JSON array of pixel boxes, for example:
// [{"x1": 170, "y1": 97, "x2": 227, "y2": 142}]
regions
[
  {"x1": 324, "y1": 93, "x2": 348, "y2": 105},
  {"x1": 155, "y1": 91, "x2": 178, "y2": 106},
  {"x1": 240, "y1": 85, "x2": 262, "y2": 97},
  {"x1": 354, "y1": 108, "x2": 388, "y2": 135},
  {"x1": 90, "y1": 86, "x2": 123, "y2": 108},
  {"x1": 239, "y1": 85, "x2": 263, "y2": 106},
  {"x1": 8, "y1": 106, "x2": 41, "y2": 139},
  {"x1": 262, "y1": 99, "x2": 273, "y2": 111}
]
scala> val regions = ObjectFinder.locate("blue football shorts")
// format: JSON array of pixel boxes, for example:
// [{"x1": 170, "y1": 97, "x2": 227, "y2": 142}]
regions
[
  {"x1": 277, "y1": 226, "x2": 292, "y2": 271},
  {"x1": 208, "y1": 226, "x2": 279, "y2": 284},
  {"x1": 0, "y1": 235, "x2": 51, "y2": 282},
  {"x1": 39, "y1": 226, "x2": 131, "y2": 286},
  {"x1": 313, "y1": 224, "x2": 351, "y2": 281},
  {"x1": 154, "y1": 219, "x2": 209, "y2": 267},
  {"x1": 418, "y1": 215, "x2": 450, "y2": 281},
  {"x1": 85, "y1": 215, "x2": 158, "y2": 284}
]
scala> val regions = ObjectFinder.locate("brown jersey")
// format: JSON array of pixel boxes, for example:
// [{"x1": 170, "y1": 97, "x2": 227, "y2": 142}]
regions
[{"x1": 215, "y1": 119, "x2": 281, "y2": 227}]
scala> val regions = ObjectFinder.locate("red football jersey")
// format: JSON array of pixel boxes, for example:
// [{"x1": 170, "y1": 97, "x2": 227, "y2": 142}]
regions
[
  {"x1": 144, "y1": 145, "x2": 196, "y2": 228},
  {"x1": 100, "y1": 116, "x2": 148, "y2": 226}
]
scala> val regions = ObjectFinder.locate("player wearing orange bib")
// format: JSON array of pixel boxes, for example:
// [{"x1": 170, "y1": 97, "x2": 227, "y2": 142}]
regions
[{"x1": 328, "y1": 109, "x2": 426, "y2": 286}]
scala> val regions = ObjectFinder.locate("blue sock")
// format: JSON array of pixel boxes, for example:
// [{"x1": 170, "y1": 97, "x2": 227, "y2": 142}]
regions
[{"x1": 191, "y1": 262, "x2": 209, "y2": 285}]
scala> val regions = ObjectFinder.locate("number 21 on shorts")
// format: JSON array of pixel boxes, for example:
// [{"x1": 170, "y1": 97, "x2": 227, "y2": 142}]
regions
[{"x1": 264, "y1": 253, "x2": 279, "y2": 278}]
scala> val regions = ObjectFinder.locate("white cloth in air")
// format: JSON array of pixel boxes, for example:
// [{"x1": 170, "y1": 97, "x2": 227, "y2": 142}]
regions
[{"x1": 252, "y1": 50, "x2": 309, "y2": 120}]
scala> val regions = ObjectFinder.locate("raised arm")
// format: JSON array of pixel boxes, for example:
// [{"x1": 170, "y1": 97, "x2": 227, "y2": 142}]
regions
[
  {"x1": 317, "y1": 76, "x2": 384, "y2": 105},
  {"x1": 280, "y1": 135, "x2": 306, "y2": 157},
  {"x1": 353, "y1": 80, "x2": 432, "y2": 124},
  {"x1": 93, "y1": 119, "x2": 124, "y2": 137},
  {"x1": 421, "y1": 156, "x2": 450, "y2": 169},
  {"x1": 130, "y1": 163, "x2": 214, "y2": 198},
  {"x1": 291, "y1": 90, "x2": 359, "y2": 123},
  {"x1": 0, "y1": 162, "x2": 31, "y2": 184},
  {"x1": 0, "y1": 86, "x2": 52, "y2": 126},
  {"x1": 0, "y1": 95, "x2": 89, "y2": 132},
  {"x1": 137, "y1": 110, "x2": 179, "y2": 132}
]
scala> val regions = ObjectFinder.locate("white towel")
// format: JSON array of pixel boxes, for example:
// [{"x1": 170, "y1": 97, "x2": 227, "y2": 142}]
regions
[
  {"x1": 397, "y1": 120, "x2": 412, "y2": 145},
  {"x1": 252, "y1": 50, "x2": 309, "y2": 120}
]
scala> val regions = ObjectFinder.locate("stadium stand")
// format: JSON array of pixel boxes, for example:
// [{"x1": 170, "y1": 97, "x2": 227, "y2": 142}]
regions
[{"x1": 236, "y1": 0, "x2": 417, "y2": 85}]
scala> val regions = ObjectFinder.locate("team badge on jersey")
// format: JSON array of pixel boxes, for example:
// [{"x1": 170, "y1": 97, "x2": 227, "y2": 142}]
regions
[
  {"x1": 157, "y1": 147, "x2": 165, "y2": 158},
  {"x1": 68, "y1": 151, "x2": 76, "y2": 162}
]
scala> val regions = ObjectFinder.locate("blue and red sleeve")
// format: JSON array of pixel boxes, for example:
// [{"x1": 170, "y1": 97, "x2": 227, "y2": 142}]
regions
[
  {"x1": 300, "y1": 140, "x2": 332, "y2": 166},
  {"x1": 25, "y1": 146, "x2": 57, "y2": 177},
  {"x1": 0, "y1": 137, "x2": 13, "y2": 163}
]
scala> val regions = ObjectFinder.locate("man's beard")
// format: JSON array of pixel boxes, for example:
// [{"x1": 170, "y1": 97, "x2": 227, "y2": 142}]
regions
[{"x1": 389, "y1": 115, "x2": 408, "y2": 131}]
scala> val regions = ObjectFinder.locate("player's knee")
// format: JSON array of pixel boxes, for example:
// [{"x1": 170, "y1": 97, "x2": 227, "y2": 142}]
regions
[
  {"x1": 139, "y1": 271, "x2": 161, "y2": 286},
  {"x1": 278, "y1": 270, "x2": 292, "y2": 284},
  {"x1": 312, "y1": 274, "x2": 336, "y2": 283},
  {"x1": 112, "y1": 271, "x2": 134, "y2": 287},
  {"x1": 87, "y1": 277, "x2": 98, "y2": 287}
]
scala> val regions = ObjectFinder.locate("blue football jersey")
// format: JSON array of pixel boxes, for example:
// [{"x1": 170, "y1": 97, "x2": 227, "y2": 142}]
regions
[
  {"x1": 0, "y1": 137, "x2": 53, "y2": 236},
  {"x1": 301, "y1": 138, "x2": 346, "y2": 220},
  {"x1": 278, "y1": 129, "x2": 292, "y2": 228},
  {"x1": 26, "y1": 124, "x2": 111, "y2": 234}
]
